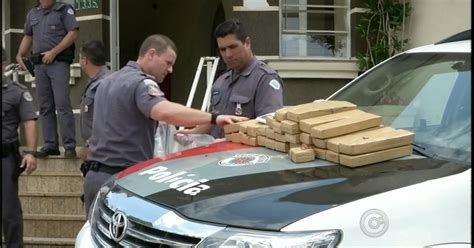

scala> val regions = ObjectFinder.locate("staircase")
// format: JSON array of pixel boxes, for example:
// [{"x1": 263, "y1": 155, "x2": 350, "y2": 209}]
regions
[{"x1": 18, "y1": 149, "x2": 86, "y2": 248}]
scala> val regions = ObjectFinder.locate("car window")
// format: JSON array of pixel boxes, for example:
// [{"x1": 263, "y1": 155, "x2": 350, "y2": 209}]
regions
[{"x1": 331, "y1": 52, "x2": 471, "y2": 163}]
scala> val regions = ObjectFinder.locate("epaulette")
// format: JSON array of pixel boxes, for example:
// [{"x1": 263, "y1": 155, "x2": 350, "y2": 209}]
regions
[
  {"x1": 13, "y1": 81, "x2": 28, "y2": 89},
  {"x1": 53, "y1": 2, "x2": 65, "y2": 10},
  {"x1": 258, "y1": 61, "x2": 277, "y2": 75}
]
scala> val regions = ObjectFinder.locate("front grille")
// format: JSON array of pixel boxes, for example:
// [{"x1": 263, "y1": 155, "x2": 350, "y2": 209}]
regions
[{"x1": 91, "y1": 200, "x2": 201, "y2": 247}]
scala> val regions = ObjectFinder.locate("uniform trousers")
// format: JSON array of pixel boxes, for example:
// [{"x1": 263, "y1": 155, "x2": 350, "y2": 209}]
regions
[
  {"x1": 34, "y1": 61, "x2": 76, "y2": 150},
  {"x1": 83, "y1": 170, "x2": 116, "y2": 219},
  {"x1": 2, "y1": 153, "x2": 24, "y2": 248}
]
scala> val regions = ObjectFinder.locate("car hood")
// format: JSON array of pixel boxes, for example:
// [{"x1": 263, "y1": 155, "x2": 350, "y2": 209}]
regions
[{"x1": 115, "y1": 142, "x2": 468, "y2": 231}]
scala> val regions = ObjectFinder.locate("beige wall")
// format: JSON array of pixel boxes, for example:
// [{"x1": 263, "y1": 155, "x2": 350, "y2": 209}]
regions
[{"x1": 407, "y1": 0, "x2": 471, "y2": 48}]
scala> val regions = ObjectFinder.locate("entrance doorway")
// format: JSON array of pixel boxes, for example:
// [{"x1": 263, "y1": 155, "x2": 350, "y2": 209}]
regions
[{"x1": 110, "y1": 0, "x2": 225, "y2": 103}]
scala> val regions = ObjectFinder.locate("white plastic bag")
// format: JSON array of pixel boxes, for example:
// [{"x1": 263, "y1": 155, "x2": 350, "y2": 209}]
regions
[{"x1": 154, "y1": 122, "x2": 215, "y2": 157}]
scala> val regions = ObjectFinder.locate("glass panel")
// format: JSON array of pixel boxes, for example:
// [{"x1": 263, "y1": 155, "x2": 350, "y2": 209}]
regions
[
  {"x1": 331, "y1": 53, "x2": 471, "y2": 162},
  {"x1": 281, "y1": 0, "x2": 349, "y2": 57},
  {"x1": 282, "y1": 33, "x2": 348, "y2": 57},
  {"x1": 282, "y1": 0, "x2": 349, "y2": 7},
  {"x1": 283, "y1": 7, "x2": 347, "y2": 31}
]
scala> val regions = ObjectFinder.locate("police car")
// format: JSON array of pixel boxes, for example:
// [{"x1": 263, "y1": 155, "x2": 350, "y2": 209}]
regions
[{"x1": 76, "y1": 32, "x2": 471, "y2": 247}]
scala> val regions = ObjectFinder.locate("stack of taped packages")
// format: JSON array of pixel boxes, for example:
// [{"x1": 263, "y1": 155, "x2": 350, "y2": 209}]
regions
[{"x1": 224, "y1": 100, "x2": 415, "y2": 167}]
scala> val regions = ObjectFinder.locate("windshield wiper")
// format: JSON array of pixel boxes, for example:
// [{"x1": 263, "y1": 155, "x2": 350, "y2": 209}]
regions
[{"x1": 412, "y1": 143, "x2": 437, "y2": 158}]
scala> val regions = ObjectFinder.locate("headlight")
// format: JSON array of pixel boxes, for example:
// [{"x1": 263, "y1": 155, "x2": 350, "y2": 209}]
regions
[
  {"x1": 198, "y1": 228, "x2": 341, "y2": 248},
  {"x1": 88, "y1": 176, "x2": 116, "y2": 223}
]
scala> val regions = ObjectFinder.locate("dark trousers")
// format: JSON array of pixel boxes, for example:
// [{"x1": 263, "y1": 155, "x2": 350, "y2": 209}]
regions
[
  {"x1": 83, "y1": 170, "x2": 115, "y2": 219},
  {"x1": 2, "y1": 154, "x2": 24, "y2": 248},
  {"x1": 34, "y1": 61, "x2": 76, "y2": 150}
]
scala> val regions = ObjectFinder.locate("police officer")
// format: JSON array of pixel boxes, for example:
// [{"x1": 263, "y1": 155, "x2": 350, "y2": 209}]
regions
[
  {"x1": 78, "y1": 40, "x2": 111, "y2": 160},
  {"x1": 16, "y1": 0, "x2": 79, "y2": 158},
  {"x1": 2, "y1": 47, "x2": 38, "y2": 248},
  {"x1": 180, "y1": 19, "x2": 284, "y2": 139},
  {"x1": 82, "y1": 34, "x2": 248, "y2": 217}
]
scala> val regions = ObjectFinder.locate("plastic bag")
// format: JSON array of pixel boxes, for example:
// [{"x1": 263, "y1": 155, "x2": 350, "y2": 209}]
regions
[{"x1": 154, "y1": 122, "x2": 215, "y2": 157}]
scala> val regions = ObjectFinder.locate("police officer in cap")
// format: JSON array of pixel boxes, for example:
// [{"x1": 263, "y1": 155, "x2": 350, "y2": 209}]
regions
[
  {"x1": 16, "y1": 0, "x2": 79, "y2": 158},
  {"x1": 179, "y1": 19, "x2": 284, "y2": 139},
  {"x1": 2, "y1": 47, "x2": 39, "y2": 248},
  {"x1": 82, "y1": 34, "x2": 248, "y2": 217}
]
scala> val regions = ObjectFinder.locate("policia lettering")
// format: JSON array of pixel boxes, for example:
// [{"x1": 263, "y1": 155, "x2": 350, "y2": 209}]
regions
[{"x1": 138, "y1": 166, "x2": 210, "y2": 196}]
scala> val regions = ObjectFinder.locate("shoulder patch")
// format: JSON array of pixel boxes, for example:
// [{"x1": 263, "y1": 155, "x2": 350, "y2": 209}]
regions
[
  {"x1": 143, "y1": 79, "x2": 164, "y2": 97},
  {"x1": 268, "y1": 79, "x2": 281, "y2": 90},
  {"x1": 143, "y1": 79, "x2": 158, "y2": 87},
  {"x1": 67, "y1": 8, "x2": 74, "y2": 15},
  {"x1": 23, "y1": 92, "x2": 33, "y2": 102}
]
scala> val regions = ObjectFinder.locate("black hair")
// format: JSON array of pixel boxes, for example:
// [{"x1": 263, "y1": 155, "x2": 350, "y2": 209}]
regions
[
  {"x1": 80, "y1": 40, "x2": 106, "y2": 66},
  {"x1": 139, "y1": 34, "x2": 177, "y2": 57},
  {"x1": 214, "y1": 19, "x2": 248, "y2": 42}
]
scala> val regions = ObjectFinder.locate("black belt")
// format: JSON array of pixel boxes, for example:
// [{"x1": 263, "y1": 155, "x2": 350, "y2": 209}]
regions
[
  {"x1": 80, "y1": 160, "x2": 125, "y2": 177},
  {"x1": 30, "y1": 53, "x2": 74, "y2": 65}
]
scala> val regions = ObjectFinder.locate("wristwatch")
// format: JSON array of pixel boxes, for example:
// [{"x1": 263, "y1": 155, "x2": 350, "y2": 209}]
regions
[{"x1": 23, "y1": 150, "x2": 37, "y2": 157}]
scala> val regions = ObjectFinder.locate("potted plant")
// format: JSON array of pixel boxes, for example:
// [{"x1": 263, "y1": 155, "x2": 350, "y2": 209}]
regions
[{"x1": 355, "y1": 0, "x2": 411, "y2": 72}]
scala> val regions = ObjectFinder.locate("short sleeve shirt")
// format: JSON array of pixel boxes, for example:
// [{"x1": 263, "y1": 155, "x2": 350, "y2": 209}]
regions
[
  {"x1": 210, "y1": 58, "x2": 284, "y2": 138},
  {"x1": 2, "y1": 80, "x2": 38, "y2": 143},
  {"x1": 79, "y1": 66, "x2": 111, "y2": 143},
  {"x1": 24, "y1": 3, "x2": 79, "y2": 53},
  {"x1": 88, "y1": 61, "x2": 166, "y2": 167}
]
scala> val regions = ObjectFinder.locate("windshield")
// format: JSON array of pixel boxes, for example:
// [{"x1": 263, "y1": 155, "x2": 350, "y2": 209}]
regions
[{"x1": 330, "y1": 52, "x2": 471, "y2": 163}]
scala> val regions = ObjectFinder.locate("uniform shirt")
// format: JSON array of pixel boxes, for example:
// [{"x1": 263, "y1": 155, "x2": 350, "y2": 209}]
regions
[
  {"x1": 88, "y1": 61, "x2": 166, "y2": 167},
  {"x1": 79, "y1": 66, "x2": 111, "y2": 144},
  {"x1": 2, "y1": 80, "x2": 38, "y2": 144},
  {"x1": 210, "y1": 58, "x2": 284, "y2": 138},
  {"x1": 24, "y1": 2, "x2": 79, "y2": 54}
]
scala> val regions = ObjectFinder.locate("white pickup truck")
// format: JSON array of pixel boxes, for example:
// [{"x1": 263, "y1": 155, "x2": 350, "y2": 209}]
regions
[{"x1": 76, "y1": 32, "x2": 471, "y2": 247}]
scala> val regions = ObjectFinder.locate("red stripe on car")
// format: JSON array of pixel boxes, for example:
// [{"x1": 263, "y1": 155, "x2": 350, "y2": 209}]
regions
[{"x1": 116, "y1": 141, "x2": 250, "y2": 179}]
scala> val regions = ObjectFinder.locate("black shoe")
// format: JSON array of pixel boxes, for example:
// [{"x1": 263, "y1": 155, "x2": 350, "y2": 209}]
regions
[
  {"x1": 37, "y1": 147, "x2": 60, "y2": 158},
  {"x1": 64, "y1": 149, "x2": 77, "y2": 158}
]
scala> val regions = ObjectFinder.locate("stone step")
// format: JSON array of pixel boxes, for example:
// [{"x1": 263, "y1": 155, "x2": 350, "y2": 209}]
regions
[
  {"x1": 35, "y1": 158, "x2": 83, "y2": 174},
  {"x1": 19, "y1": 173, "x2": 84, "y2": 194},
  {"x1": 38, "y1": 160, "x2": 82, "y2": 173},
  {"x1": 20, "y1": 192, "x2": 85, "y2": 215},
  {"x1": 23, "y1": 237, "x2": 75, "y2": 248},
  {"x1": 18, "y1": 146, "x2": 84, "y2": 174},
  {"x1": 24, "y1": 214, "x2": 86, "y2": 239}
]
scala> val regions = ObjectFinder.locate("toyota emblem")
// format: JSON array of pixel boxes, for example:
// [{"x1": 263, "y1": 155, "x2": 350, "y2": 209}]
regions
[{"x1": 109, "y1": 211, "x2": 128, "y2": 242}]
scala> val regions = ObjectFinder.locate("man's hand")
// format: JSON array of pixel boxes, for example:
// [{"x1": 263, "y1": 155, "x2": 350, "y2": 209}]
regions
[
  {"x1": 213, "y1": 138, "x2": 227, "y2": 143},
  {"x1": 16, "y1": 55, "x2": 28, "y2": 71},
  {"x1": 21, "y1": 154, "x2": 37, "y2": 175},
  {"x1": 41, "y1": 50, "x2": 57, "y2": 64},
  {"x1": 216, "y1": 115, "x2": 248, "y2": 127},
  {"x1": 174, "y1": 133, "x2": 194, "y2": 146},
  {"x1": 78, "y1": 146, "x2": 89, "y2": 160}
]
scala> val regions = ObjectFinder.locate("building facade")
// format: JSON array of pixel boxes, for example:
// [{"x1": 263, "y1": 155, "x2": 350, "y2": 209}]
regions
[{"x1": 2, "y1": 0, "x2": 471, "y2": 145}]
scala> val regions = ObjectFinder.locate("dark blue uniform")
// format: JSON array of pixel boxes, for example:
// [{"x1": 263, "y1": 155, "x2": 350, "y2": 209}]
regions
[
  {"x1": 2, "y1": 80, "x2": 38, "y2": 248},
  {"x1": 210, "y1": 58, "x2": 284, "y2": 138},
  {"x1": 24, "y1": 2, "x2": 78, "y2": 152}
]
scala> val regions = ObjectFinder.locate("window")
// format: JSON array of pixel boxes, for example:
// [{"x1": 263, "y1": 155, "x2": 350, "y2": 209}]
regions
[{"x1": 280, "y1": 0, "x2": 351, "y2": 58}]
